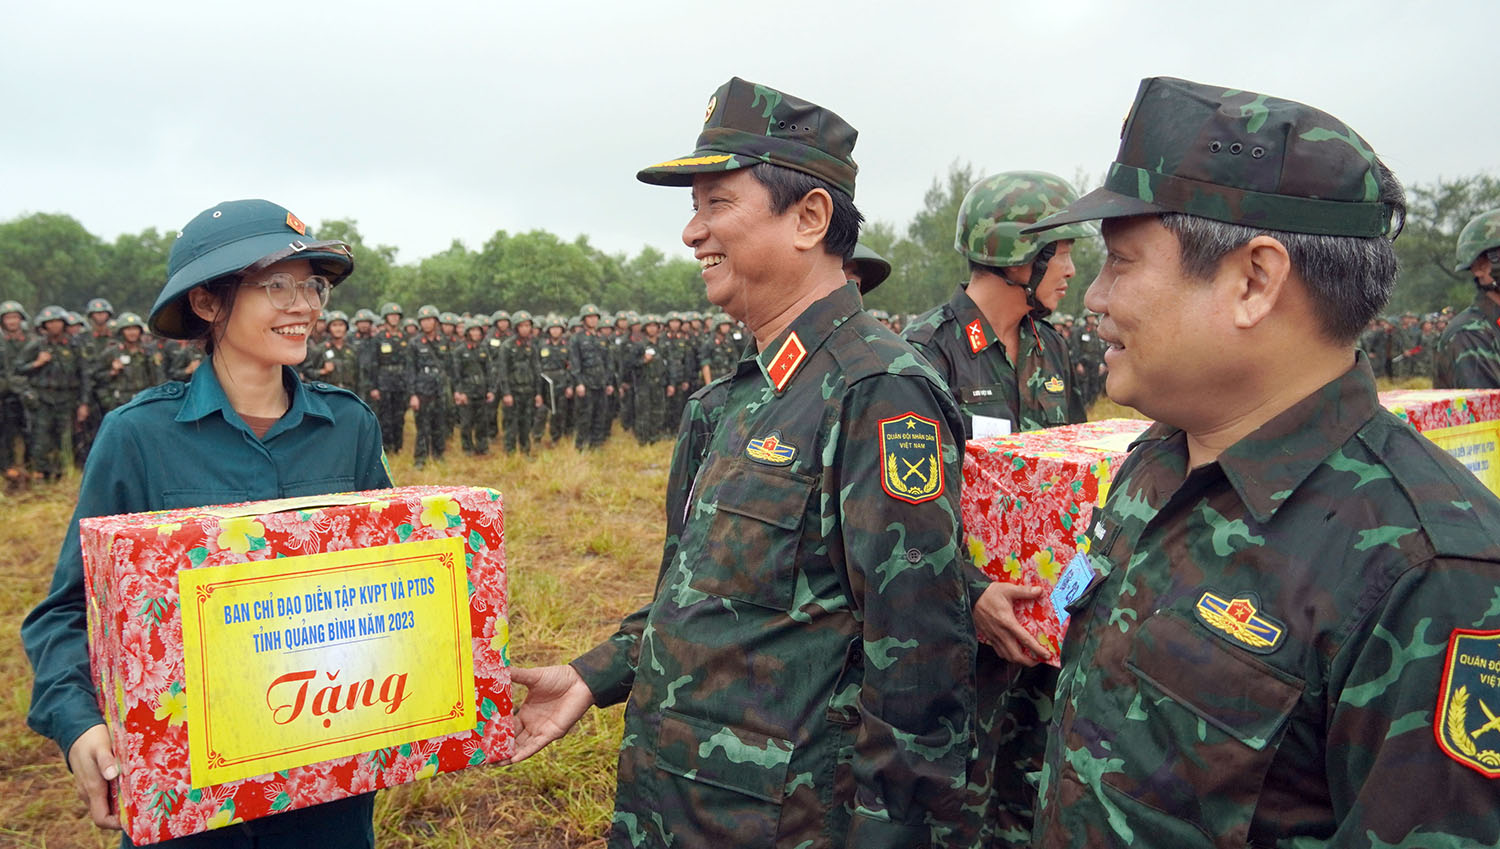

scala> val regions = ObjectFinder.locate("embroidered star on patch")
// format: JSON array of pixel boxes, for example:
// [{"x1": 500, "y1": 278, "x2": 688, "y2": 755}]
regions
[
  {"x1": 766, "y1": 332, "x2": 807, "y2": 393},
  {"x1": 878, "y1": 412, "x2": 944, "y2": 504},
  {"x1": 746, "y1": 432, "x2": 797, "y2": 466},
  {"x1": 1193, "y1": 591, "x2": 1285, "y2": 654},
  {"x1": 966, "y1": 320, "x2": 987, "y2": 354}
]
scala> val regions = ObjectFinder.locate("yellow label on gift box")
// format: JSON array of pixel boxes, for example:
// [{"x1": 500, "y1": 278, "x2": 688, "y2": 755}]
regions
[
  {"x1": 1420, "y1": 420, "x2": 1500, "y2": 496},
  {"x1": 180, "y1": 537, "x2": 475, "y2": 787}
]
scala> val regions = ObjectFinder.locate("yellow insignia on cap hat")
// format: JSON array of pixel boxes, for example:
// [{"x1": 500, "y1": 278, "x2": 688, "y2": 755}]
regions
[
  {"x1": 286, "y1": 212, "x2": 306, "y2": 235},
  {"x1": 649, "y1": 154, "x2": 734, "y2": 169},
  {"x1": 704, "y1": 94, "x2": 717, "y2": 124}
]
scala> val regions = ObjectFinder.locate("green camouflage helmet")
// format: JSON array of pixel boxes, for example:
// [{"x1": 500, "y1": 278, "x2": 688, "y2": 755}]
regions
[
  {"x1": 462, "y1": 317, "x2": 487, "y2": 332},
  {"x1": 34, "y1": 305, "x2": 69, "y2": 327},
  {"x1": 955, "y1": 171, "x2": 1098, "y2": 267},
  {"x1": 1026, "y1": 77, "x2": 1402, "y2": 239},
  {"x1": 511, "y1": 309, "x2": 533, "y2": 326},
  {"x1": 1454, "y1": 209, "x2": 1500, "y2": 272},
  {"x1": 579, "y1": 303, "x2": 601, "y2": 319},
  {"x1": 65, "y1": 311, "x2": 84, "y2": 327},
  {"x1": 637, "y1": 77, "x2": 859, "y2": 199},
  {"x1": 0, "y1": 300, "x2": 28, "y2": 321},
  {"x1": 416, "y1": 304, "x2": 441, "y2": 320},
  {"x1": 440, "y1": 311, "x2": 460, "y2": 325},
  {"x1": 402, "y1": 317, "x2": 418, "y2": 329},
  {"x1": 353, "y1": 308, "x2": 378, "y2": 324},
  {"x1": 86, "y1": 297, "x2": 115, "y2": 316},
  {"x1": 380, "y1": 302, "x2": 403, "y2": 318},
  {"x1": 324, "y1": 309, "x2": 350, "y2": 326},
  {"x1": 116, "y1": 312, "x2": 147, "y2": 331},
  {"x1": 491, "y1": 310, "x2": 511, "y2": 324},
  {"x1": 544, "y1": 314, "x2": 565, "y2": 331}
]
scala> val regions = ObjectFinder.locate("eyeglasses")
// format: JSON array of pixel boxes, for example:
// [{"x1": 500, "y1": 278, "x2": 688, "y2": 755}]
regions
[{"x1": 245, "y1": 273, "x2": 332, "y2": 310}]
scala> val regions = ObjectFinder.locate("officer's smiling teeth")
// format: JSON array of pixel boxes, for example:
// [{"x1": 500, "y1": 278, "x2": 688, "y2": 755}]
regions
[
  {"x1": 700, "y1": 255, "x2": 725, "y2": 269},
  {"x1": 272, "y1": 324, "x2": 308, "y2": 336}
]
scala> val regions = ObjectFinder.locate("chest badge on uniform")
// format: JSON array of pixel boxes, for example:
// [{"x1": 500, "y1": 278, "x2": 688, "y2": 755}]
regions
[
  {"x1": 746, "y1": 431, "x2": 796, "y2": 466},
  {"x1": 878, "y1": 412, "x2": 944, "y2": 504},
  {"x1": 1044, "y1": 376, "x2": 1065, "y2": 393},
  {"x1": 1194, "y1": 591, "x2": 1285, "y2": 653},
  {"x1": 966, "y1": 320, "x2": 987, "y2": 354},
  {"x1": 1435, "y1": 628, "x2": 1500, "y2": 777}
]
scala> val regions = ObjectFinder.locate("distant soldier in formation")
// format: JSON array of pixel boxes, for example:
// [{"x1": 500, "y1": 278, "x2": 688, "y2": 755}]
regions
[
  {"x1": 698, "y1": 314, "x2": 742, "y2": 385},
  {"x1": 309, "y1": 310, "x2": 360, "y2": 391},
  {"x1": 92, "y1": 312, "x2": 162, "y2": 413},
  {"x1": 536, "y1": 315, "x2": 573, "y2": 445},
  {"x1": 1, "y1": 300, "x2": 29, "y2": 482},
  {"x1": 629, "y1": 316, "x2": 668, "y2": 444},
  {"x1": 408, "y1": 304, "x2": 451, "y2": 467},
  {"x1": 364, "y1": 302, "x2": 411, "y2": 452},
  {"x1": 1071, "y1": 312, "x2": 1107, "y2": 408},
  {"x1": 1436, "y1": 208, "x2": 1500, "y2": 388},
  {"x1": 569, "y1": 303, "x2": 613, "y2": 450},
  {"x1": 495, "y1": 310, "x2": 542, "y2": 455},
  {"x1": 452, "y1": 317, "x2": 497, "y2": 455},
  {"x1": 75, "y1": 297, "x2": 115, "y2": 467},
  {"x1": 15, "y1": 306, "x2": 89, "y2": 481}
]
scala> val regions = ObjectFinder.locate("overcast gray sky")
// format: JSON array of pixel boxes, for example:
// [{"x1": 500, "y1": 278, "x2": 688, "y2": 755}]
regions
[{"x1": 3, "y1": 0, "x2": 1493, "y2": 265}]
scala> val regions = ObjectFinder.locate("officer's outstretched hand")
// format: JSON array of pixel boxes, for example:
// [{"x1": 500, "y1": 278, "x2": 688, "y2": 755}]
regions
[
  {"x1": 68, "y1": 723, "x2": 120, "y2": 830},
  {"x1": 505, "y1": 665, "x2": 595, "y2": 765},
  {"x1": 973, "y1": 582, "x2": 1051, "y2": 666}
]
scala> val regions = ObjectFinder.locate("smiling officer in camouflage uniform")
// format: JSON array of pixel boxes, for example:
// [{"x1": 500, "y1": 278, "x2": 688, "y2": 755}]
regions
[
  {"x1": 507, "y1": 76, "x2": 977, "y2": 849},
  {"x1": 902, "y1": 171, "x2": 1092, "y2": 849},
  {"x1": 1435, "y1": 209, "x2": 1500, "y2": 388},
  {"x1": 1020, "y1": 76, "x2": 1500, "y2": 849}
]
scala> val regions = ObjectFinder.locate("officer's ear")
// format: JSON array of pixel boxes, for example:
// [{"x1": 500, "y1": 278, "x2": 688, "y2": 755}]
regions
[
  {"x1": 1227, "y1": 235, "x2": 1291, "y2": 331},
  {"x1": 791, "y1": 188, "x2": 833, "y2": 253}
]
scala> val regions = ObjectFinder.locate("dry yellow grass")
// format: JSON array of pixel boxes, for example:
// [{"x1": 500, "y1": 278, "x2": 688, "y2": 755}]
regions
[{"x1": 3, "y1": 422, "x2": 668, "y2": 848}]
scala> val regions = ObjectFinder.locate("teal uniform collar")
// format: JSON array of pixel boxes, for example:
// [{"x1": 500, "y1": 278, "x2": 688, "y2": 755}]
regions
[{"x1": 176, "y1": 359, "x2": 335, "y2": 439}]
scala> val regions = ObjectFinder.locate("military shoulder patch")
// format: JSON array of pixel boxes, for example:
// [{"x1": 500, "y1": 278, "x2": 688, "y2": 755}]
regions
[
  {"x1": 878, "y1": 412, "x2": 944, "y2": 504},
  {"x1": 1435, "y1": 628, "x2": 1500, "y2": 777},
  {"x1": 1044, "y1": 376, "x2": 1065, "y2": 393},
  {"x1": 746, "y1": 431, "x2": 796, "y2": 466},
  {"x1": 1193, "y1": 590, "x2": 1285, "y2": 654},
  {"x1": 966, "y1": 319, "x2": 987, "y2": 354}
]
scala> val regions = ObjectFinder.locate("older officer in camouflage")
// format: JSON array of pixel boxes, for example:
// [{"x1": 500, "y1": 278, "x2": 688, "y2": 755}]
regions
[
  {"x1": 1435, "y1": 209, "x2": 1500, "y2": 388},
  {"x1": 902, "y1": 171, "x2": 1091, "y2": 849},
  {"x1": 1020, "y1": 76, "x2": 1500, "y2": 849},
  {"x1": 507, "y1": 77, "x2": 977, "y2": 849}
]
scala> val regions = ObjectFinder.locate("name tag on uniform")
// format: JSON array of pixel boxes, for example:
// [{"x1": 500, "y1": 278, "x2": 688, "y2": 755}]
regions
[
  {"x1": 971, "y1": 415, "x2": 1011, "y2": 439},
  {"x1": 1051, "y1": 552, "x2": 1096, "y2": 628}
]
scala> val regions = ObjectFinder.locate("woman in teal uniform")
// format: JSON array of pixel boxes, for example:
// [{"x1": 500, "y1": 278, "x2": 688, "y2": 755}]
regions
[{"x1": 22, "y1": 199, "x2": 392, "y2": 848}]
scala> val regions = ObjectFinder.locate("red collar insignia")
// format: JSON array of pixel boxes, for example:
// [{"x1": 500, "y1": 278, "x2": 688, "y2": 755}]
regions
[
  {"x1": 966, "y1": 319, "x2": 987, "y2": 354},
  {"x1": 766, "y1": 332, "x2": 808, "y2": 393}
]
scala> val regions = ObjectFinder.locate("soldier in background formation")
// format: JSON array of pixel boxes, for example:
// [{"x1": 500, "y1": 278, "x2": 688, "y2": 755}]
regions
[{"x1": 1436, "y1": 208, "x2": 1500, "y2": 388}]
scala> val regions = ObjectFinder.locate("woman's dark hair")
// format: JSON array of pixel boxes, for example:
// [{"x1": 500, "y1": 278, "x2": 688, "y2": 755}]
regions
[{"x1": 186, "y1": 277, "x2": 240, "y2": 355}]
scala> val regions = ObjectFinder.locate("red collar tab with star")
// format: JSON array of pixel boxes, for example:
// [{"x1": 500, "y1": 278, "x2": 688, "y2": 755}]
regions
[
  {"x1": 966, "y1": 319, "x2": 987, "y2": 354},
  {"x1": 766, "y1": 331, "x2": 808, "y2": 393}
]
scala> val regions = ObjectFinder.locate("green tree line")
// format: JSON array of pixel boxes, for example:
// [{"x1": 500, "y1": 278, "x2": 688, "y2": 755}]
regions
[{"x1": 2, "y1": 168, "x2": 1494, "y2": 320}]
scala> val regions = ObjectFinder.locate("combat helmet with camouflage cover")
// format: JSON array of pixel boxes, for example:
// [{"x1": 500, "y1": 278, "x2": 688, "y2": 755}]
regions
[
  {"x1": 416, "y1": 304, "x2": 441, "y2": 320},
  {"x1": 492, "y1": 310, "x2": 511, "y2": 324},
  {"x1": 1454, "y1": 209, "x2": 1500, "y2": 275},
  {"x1": 86, "y1": 297, "x2": 115, "y2": 316},
  {"x1": 957, "y1": 171, "x2": 1096, "y2": 317},
  {"x1": 440, "y1": 311, "x2": 460, "y2": 326},
  {"x1": 1025, "y1": 77, "x2": 1403, "y2": 240},
  {"x1": 579, "y1": 303, "x2": 601, "y2": 320},
  {"x1": 65, "y1": 311, "x2": 84, "y2": 327},
  {"x1": 353, "y1": 308, "x2": 378, "y2": 324},
  {"x1": 115, "y1": 311, "x2": 147, "y2": 332},
  {"x1": 0, "y1": 300, "x2": 28, "y2": 322},
  {"x1": 324, "y1": 309, "x2": 350, "y2": 326},
  {"x1": 379, "y1": 302, "x2": 403, "y2": 318},
  {"x1": 511, "y1": 309, "x2": 534, "y2": 326}
]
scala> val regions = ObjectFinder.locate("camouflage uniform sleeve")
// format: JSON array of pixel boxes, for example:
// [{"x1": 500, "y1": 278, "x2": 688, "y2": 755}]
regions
[
  {"x1": 570, "y1": 396, "x2": 713, "y2": 706},
  {"x1": 1445, "y1": 328, "x2": 1500, "y2": 390},
  {"x1": 1323, "y1": 559, "x2": 1500, "y2": 846},
  {"x1": 832, "y1": 372, "x2": 976, "y2": 846}
]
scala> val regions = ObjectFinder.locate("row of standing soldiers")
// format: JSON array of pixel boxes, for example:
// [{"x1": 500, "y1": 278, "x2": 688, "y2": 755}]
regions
[
  {"x1": 1358, "y1": 312, "x2": 1451, "y2": 380},
  {"x1": 1, "y1": 300, "x2": 206, "y2": 483},
  {"x1": 316, "y1": 303, "x2": 749, "y2": 461}
]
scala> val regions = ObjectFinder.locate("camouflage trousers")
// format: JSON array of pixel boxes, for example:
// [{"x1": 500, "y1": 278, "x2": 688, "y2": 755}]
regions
[
  {"x1": 0, "y1": 393, "x2": 26, "y2": 472},
  {"x1": 502, "y1": 398, "x2": 536, "y2": 454},
  {"x1": 29, "y1": 399, "x2": 75, "y2": 480},
  {"x1": 617, "y1": 385, "x2": 635, "y2": 430},
  {"x1": 374, "y1": 391, "x2": 407, "y2": 452},
  {"x1": 484, "y1": 398, "x2": 500, "y2": 440},
  {"x1": 574, "y1": 388, "x2": 610, "y2": 450},
  {"x1": 456, "y1": 400, "x2": 489, "y2": 455},
  {"x1": 74, "y1": 398, "x2": 102, "y2": 469},
  {"x1": 412, "y1": 395, "x2": 444, "y2": 463},
  {"x1": 632, "y1": 383, "x2": 667, "y2": 445},
  {"x1": 946, "y1": 651, "x2": 1058, "y2": 849}
]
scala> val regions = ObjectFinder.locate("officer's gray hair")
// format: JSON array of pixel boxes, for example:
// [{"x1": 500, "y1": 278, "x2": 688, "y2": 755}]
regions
[{"x1": 1160, "y1": 159, "x2": 1405, "y2": 345}]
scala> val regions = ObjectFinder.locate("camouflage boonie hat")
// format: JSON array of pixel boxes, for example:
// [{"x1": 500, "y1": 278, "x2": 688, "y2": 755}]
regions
[
  {"x1": 637, "y1": 77, "x2": 859, "y2": 199},
  {"x1": 847, "y1": 241, "x2": 891, "y2": 294},
  {"x1": 0, "y1": 300, "x2": 27, "y2": 321},
  {"x1": 1455, "y1": 209, "x2": 1500, "y2": 272},
  {"x1": 1026, "y1": 77, "x2": 1402, "y2": 239},
  {"x1": 956, "y1": 172, "x2": 1098, "y2": 267}
]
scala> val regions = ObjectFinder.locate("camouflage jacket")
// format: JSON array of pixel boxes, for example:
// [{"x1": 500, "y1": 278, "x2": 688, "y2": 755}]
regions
[
  {"x1": 1434, "y1": 292, "x2": 1500, "y2": 389},
  {"x1": 408, "y1": 334, "x2": 451, "y2": 397},
  {"x1": 309, "y1": 340, "x2": 360, "y2": 392},
  {"x1": 495, "y1": 336, "x2": 541, "y2": 400},
  {"x1": 360, "y1": 327, "x2": 411, "y2": 394},
  {"x1": 699, "y1": 332, "x2": 744, "y2": 383},
  {"x1": 903, "y1": 285, "x2": 1083, "y2": 438},
  {"x1": 15, "y1": 336, "x2": 89, "y2": 403},
  {"x1": 571, "y1": 282, "x2": 977, "y2": 849},
  {"x1": 451, "y1": 340, "x2": 495, "y2": 397},
  {"x1": 569, "y1": 329, "x2": 613, "y2": 388},
  {"x1": 92, "y1": 342, "x2": 164, "y2": 411},
  {"x1": 1034, "y1": 355, "x2": 1500, "y2": 848}
]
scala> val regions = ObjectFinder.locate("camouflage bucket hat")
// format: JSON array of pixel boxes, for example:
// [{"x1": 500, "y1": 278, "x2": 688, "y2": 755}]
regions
[
  {"x1": 637, "y1": 77, "x2": 859, "y2": 199},
  {"x1": 847, "y1": 242, "x2": 891, "y2": 294},
  {"x1": 151, "y1": 199, "x2": 354, "y2": 339},
  {"x1": 1455, "y1": 209, "x2": 1500, "y2": 272},
  {"x1": 956, "y1": 171, "x2": 1098, "y2": 267},
  {"x1": 1025, "y1": 77, "x2": 1402, "y2": 239}
]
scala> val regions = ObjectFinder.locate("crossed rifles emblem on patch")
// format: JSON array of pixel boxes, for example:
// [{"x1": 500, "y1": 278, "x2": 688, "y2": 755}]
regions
[{"x1": 1475, "y1": 698, "x2": 1500, "y2": 741}]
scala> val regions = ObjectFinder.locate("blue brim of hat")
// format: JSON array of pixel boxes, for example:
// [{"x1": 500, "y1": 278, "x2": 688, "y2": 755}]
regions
[
  {"x1": 1021, "y1": 186, "x2": 1167, "y2": 235},
  {"x1": 149, "y1": 232, "x2": 353, "y2": 339}
]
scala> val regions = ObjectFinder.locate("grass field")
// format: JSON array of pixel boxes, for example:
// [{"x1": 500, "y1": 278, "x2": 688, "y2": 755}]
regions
[{"x1": 1, "y1": 378, "x2": 1430, "y2": 847}]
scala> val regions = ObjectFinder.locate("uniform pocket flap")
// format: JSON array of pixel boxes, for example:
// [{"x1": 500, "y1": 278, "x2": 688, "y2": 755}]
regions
[
  {"x1": 1126, "y1": 612, "x2": 1304, "y2": 751},
  {"x1": 713, "y1": 462, "x2": 816, "y2": 530},
  {"x1": 654, "y1": 710, "x2": 794, "y2": 804}
]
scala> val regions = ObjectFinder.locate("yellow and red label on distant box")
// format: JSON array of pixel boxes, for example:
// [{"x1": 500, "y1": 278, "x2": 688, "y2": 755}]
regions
[{"x1": 179, "y1": 538, "x2": 476, "y2": 787}]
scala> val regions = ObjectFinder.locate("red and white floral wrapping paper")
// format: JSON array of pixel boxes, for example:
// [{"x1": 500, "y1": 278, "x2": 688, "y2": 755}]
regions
[
  {"x1": 1379, "y1": 388, "x2": 1500, "y2": 431},
  {"x1": 961, "y1": 419, "x2": 1151, "y2": 666},
  {"x1": 79, "y1": 485, "x2": 511, "y2": 845}
]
